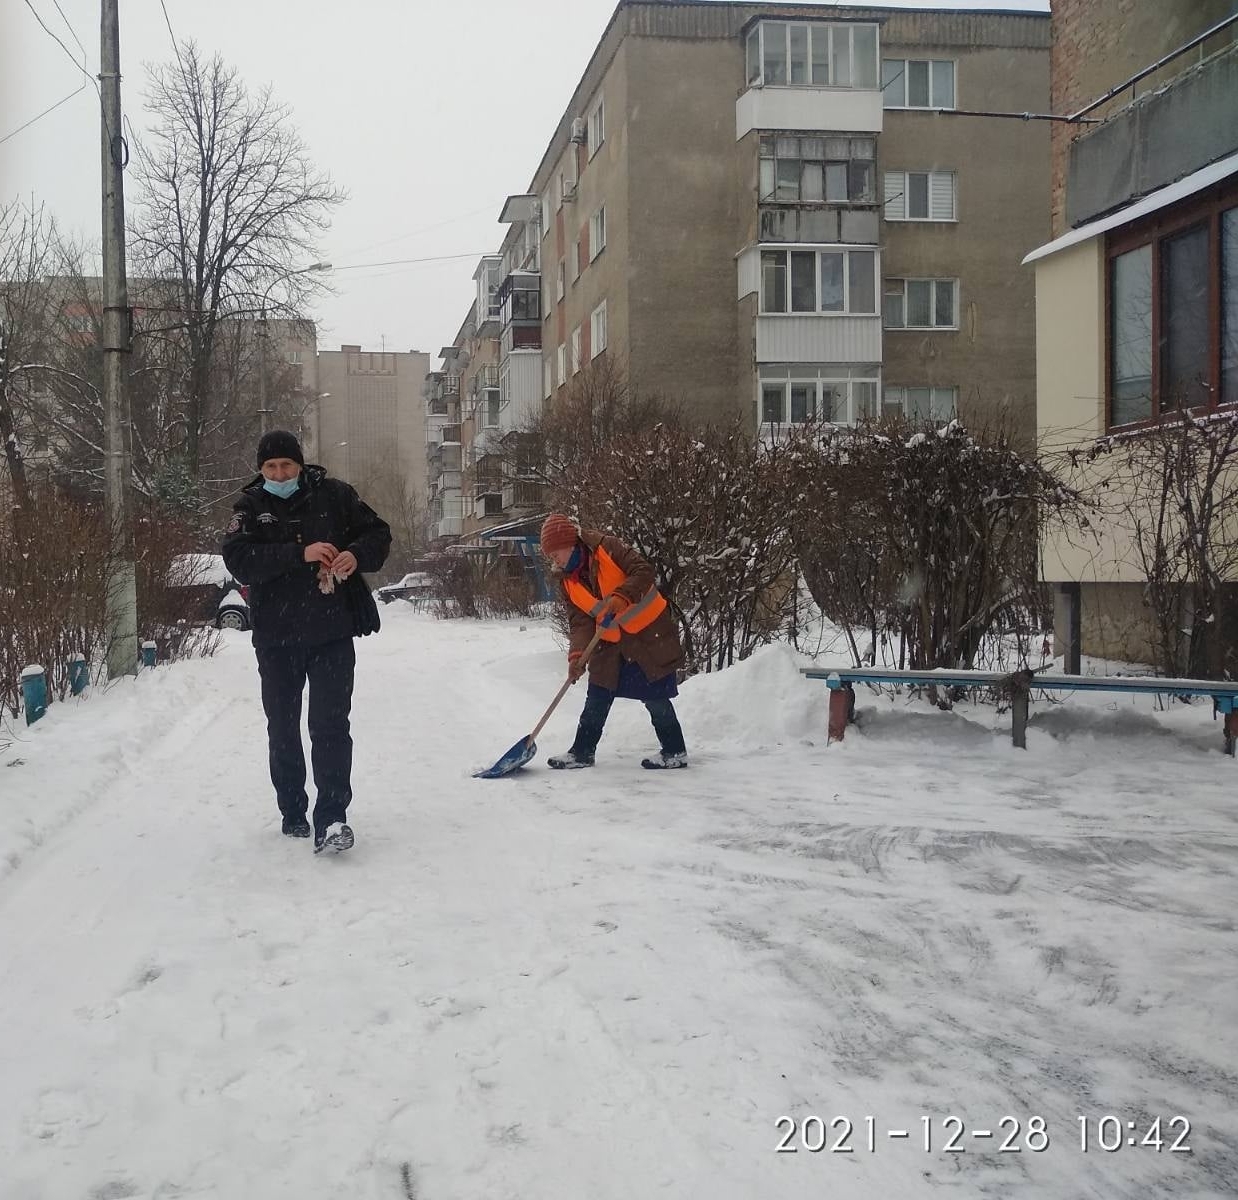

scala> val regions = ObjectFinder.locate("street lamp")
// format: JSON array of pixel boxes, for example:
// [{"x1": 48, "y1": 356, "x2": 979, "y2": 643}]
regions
[{"x1": 257, "y1": 261, "x2": 331, "y2": 434}]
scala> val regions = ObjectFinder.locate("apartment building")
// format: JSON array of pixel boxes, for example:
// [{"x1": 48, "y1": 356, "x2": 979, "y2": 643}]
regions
[
  {"x1": 428, "y1": 1, "x2": 1051, "y2": 536},
  {"x1": 316, "y1": 344, "x2": 431, "y2": 514},
  {"x1": 1026, "y1": 1, "x2": 1237, "y2": 665}
]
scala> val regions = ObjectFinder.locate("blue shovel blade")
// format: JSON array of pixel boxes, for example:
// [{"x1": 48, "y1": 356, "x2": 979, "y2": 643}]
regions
[{"x1": 473, "y1": 735, "x2": 537, "y2": 779}]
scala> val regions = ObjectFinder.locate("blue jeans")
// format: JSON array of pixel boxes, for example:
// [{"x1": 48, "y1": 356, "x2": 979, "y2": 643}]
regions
[{"x1": 571, "y1": 686, "x2": 685, "y2": 757}]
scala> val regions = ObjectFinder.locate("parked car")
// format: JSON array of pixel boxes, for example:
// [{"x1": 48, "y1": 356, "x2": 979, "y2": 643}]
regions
[
  {"x1": 376, "y1": 572, "x2": 433, "y2": 605},
  {"x1": 167, "y1": 553, "x2": 251, "y2": 631}
]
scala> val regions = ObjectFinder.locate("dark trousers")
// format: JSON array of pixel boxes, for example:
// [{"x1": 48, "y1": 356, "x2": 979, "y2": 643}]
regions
[
  {"x1": 571, "y1": 686, "x2": 686, "y2": 757},
  {"x1": 255, "y1": 638, "x2": 355, "y2": 831}
]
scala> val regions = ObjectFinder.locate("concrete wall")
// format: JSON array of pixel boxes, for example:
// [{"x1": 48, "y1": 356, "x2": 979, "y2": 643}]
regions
[
  {"x1": 880, "y1": 41, "x2": 1050, "y2": 446},
  {"x1": 625, "y1": 33, "x2": 743, "y2": 420},
  {"x1": 1049, "y1": 0, "x2": 1236, "y2": 234},
  {"x1": 1067, "y1": 44, "x2": 1238, "y2": 226}
]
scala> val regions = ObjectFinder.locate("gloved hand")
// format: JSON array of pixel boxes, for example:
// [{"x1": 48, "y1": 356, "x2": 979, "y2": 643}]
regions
[
  {"x1": 598, "y1": 592, "x2": 631, "y2": 629},
  {"x1": 567, "y1": 650, "x2": 586, "y2": 682}
]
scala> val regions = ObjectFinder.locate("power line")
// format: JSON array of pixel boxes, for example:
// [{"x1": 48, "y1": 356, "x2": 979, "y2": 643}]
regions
[
  {"x1": 332, "y1": 251, "x2": 494, "y2": 271},
  {"x1": 337, "y1": 202, "x2": 504, "y2": 259},
  {"x1": 49, "y1": 0, "x2": 87, "y2": 62},
  {"x1": 21, "y1": 0, "x2": 93, "y2": 89},
  {"x1": 0, "y1": 82, "x2": 86, "y2": 147},
  {"x1": 158, "y1": 0, "x2": 189, "y2": 82}
]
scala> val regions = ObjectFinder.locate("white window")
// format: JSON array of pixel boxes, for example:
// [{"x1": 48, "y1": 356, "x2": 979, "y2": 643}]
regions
[
  {"x1": 557, "y1": 260, "x2": 566, "y2": 302},
  {"x1": 746, "y1": 21, "x2": 879, "y2": 90},
  {"x1": 759, "y1": 246, "x2": 877, "y2": 315},
  {"x1": 883, "y1": 170, "x2": 956, "y2": 222},
  {"x1": 287, "y1": 350, "x2": 303, "y2": 366},
  {"x1": 541, "y1": 186, "x2": 552, "y2": 236},
  {"x1": 570, "y1": 326, "x2": 582, "y2": 374},
  {"x1": 883, "y1": 385, "x2": 957, "y2": 423},
  {"x1": 482, "y1": 387, "x2": 501, "y2": 427},
  {"x1": 588, "y1": 99, "x2": 605, "y2": 159},
  {"x1": 758, "y1": 364, "x2": 880, "y2": 426},
  {"x1": 882, "y1": 59, "x2": 955, "y2": 109},
  {"x1": 589, "y1": 207, "x2": 606, "y2": 261},
  {"x1": 883, "y1": 278, "x2": 958, "y2": 329},
  {"x1": 590, "y1": 301, "x2": 608, "y2": 357},
  {"x1": 571, "y1": 240, "x2": 581, "y2": 283},
  {"x1": 556, "y1": 171, "x2": 565, "y2": 212},
  {"x1": 556, "y1": 344, "x2": 567, "y2": 388},
  {"x1": 543, "y1": 357, "x2": 553, "y2": 400}
]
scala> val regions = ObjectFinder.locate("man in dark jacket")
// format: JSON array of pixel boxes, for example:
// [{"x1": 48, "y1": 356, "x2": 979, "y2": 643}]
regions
[
  {"x1": 539, "y1": 512, "x2": 687, "y2": 770},
  {"x1": 222, "y1": 431, "x2": 391, "y2": 853}
]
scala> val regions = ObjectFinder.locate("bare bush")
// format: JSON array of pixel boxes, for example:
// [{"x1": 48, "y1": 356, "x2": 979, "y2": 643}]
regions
[
  {"x1": 791, "y1": 418, "x2": 1085, "y2": 676},
  {"x1": 425, "y1": 553, "x2": 536, "y2": 621}
]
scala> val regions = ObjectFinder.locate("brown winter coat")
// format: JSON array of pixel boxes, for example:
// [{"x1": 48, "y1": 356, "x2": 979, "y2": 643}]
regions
[{"x1": 559, "y1": 529, "x2": 684, "y2": 692}]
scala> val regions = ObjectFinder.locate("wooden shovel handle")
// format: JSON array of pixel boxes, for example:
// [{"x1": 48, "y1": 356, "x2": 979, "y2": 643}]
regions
[{"x1": 528, "y1": 628, "x2": 606, "y2": 743}]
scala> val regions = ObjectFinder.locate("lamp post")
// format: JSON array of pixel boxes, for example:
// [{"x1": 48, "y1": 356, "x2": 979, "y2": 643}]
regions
[{"x1": 257, "y1": 262, "x2": 330, "y2": 434}]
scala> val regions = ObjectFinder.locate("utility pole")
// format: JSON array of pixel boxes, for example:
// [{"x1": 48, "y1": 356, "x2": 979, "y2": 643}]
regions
[
  {"x1": 100, "y1": 0, "x2": 138, "y2": 678},
  {"x1": 257, "y1": 311, "x2": 270, "y2": 434}
]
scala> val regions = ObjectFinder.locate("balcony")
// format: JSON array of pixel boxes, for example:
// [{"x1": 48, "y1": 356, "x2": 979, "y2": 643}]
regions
[
  {"x1": 498, "y1": 270, "x2": 542, "y2": 354},
  {"x1": 435, "y1": 516, "x2": 464, "y2": 538},
  {"x1": 475, "y1": 493, "x2": 506, "y2": 519},
  {"x1": 737, "y1": 20, "x2": 883, "y2": 140},
  {"x1": 441, "y1": 423, "x2": 462, "y2": 445}
]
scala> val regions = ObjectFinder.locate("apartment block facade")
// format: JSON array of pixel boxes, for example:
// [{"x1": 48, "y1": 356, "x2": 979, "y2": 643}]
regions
[
  {"x1": 1027, "y1": 1, "x2": 1238, "y2": 665},
  {"x1": 428, "y1": 2, "x2": 1051, "y2": 537},
  {"x1": 316, "y1": 344, "x2": 431, "y2": 517}
]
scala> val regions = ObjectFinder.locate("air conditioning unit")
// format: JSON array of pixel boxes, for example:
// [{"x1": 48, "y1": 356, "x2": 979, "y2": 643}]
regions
[{"x1": 570, "y1": 117, "x2": 587, "y2": 144}]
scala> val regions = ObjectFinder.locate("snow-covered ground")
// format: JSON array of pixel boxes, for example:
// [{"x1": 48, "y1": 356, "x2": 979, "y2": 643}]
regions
[{"x1": 1, "y1": 608, "x2": 1236, "y2": 1199}]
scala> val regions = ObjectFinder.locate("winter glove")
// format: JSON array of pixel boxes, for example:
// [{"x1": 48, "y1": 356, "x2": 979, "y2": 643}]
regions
[
  {"x1": 598, "y1": 592, "x2": 631, "y2": 629},
  {"x1": 567, "y1": 650, "x2": 586, "y2": 682}
]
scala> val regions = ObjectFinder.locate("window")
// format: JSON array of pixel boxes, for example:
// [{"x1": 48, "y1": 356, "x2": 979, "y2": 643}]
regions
[
  {"x1": 758, "y1": 134, "x2": 876, "y2": 206},
  {"x1": 544, "y1": 358, "x2": 553, "y2": 400},
  {"x1": 884, "y1": 279, "x2": 958, "y2": 329},
  {"x1": 588, "y1": 99, "x2": 605, "y2": 159},
  {"x1": 760, "y1": 246, "x2": 877, "y2": 315},
  {"x1": 883, "y1": 386, "x2": 957, "y2": 423},
  {"x1": 557, "y1": 260, "x2": 566, "y2": 302},
  {"x1": 482, "y1": 387, "x2": 501, "y2": 427},
  {"x1": 590, "y1": 301, "x2": 608, "y2": 357},
  {"x1": 570, "y1": 326, "x2": 582, "y2": 374},
  {"x1": 758, "y1": 364, "x2": 881, "y2": 426},
  {"x1": 883, "y1": 170, "x2": 956, "y2": 221},
  {"x1": 747, "y1": 21, "x2": 879, "y2": 89},
  {"x1": 589, "y1": 207, "x2": 606, "y2": 260},
  {"x1": 287, "y1": 350, "x2": 303, "y2": 366},
  {"x1": 571, "y1": 240, "x2": 581, "y2": 282},
  {"x1": 556, "y1": 171, "x2": 565, "y2": 212},
  {"x1": 1107, "y1": 192, "x2": 1238, "y2": 426},
  {"x1": 556, "y1": 344, "x2": 567, "y2": 389},
  {"x1": 882, "y1": 59, "x2": 955, "y2": 109}
]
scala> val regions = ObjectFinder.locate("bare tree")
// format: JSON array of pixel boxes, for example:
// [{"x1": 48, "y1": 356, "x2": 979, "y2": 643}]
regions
[
  {"x1": 130, "y1": 41, "x2": 344, "y2": 483},
  {"x1": 0, "y1": 200, "x2": 59, "y2": 527},
  {"x1": 348, "y1": 449, "x2": 425, "y2": 578},
  {"x1": 1075, "y1": 410, "x2": 1238, "y2": 677}
]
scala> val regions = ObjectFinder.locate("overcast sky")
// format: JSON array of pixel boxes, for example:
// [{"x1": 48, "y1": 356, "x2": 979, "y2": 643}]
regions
[{"x1": 2, "y1": 0, "x2": 1049, "y2": 362}]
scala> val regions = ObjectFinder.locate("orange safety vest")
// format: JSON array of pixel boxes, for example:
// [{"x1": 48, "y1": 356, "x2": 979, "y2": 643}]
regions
[{"x1": 563, "y1": 543, "x2": 668, "y2": 643}]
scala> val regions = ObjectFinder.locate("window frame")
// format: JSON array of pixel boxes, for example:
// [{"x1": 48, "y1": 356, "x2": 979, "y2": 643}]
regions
[
  {"x1": 882, "y1": 385, "x2": 958, "y2": 424},
  {"x1": 883, "y1": 277, "x2": 959, "y2": 330},
  {"x1": 746, "y1": 20, "x2": 880, "y2": 90},
  {"x1": 758, "y1": 133, "x2": 876, "y2": 206},
  {"x1": 1105, "y1": 183, "x2": 1237, "y2": 431},
  {"x1": 588, "y1": 98, "x2": 605, "y2": 160},
  {"x1": 759, "y1": 244, "x2": 879, "y2": 316},
  {"x1": 881, "y1": 58, "x2": 956, "y2": 109},
  {"x1": 590, "y1": 300, "x2": 608, "y2": 358},
  {"x1": 757, "y1": 364, "x2": 882, "y2": 427},
  {"x1": 570, "y1": 325, "x2": 582, "y2": 375},
  {"x1": 589, "y1": 206, "x2": 607, "y2": 261},
  {"x1": 556, "y1": 344, "x2": 567, "y2": 389},
  {"x1": 884, "y1": 169, "x2": 957, "y2": 222}
]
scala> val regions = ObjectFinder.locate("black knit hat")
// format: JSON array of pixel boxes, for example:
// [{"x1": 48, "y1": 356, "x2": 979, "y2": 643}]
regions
[{"x1": 256, "y1": 430, "x2": 304, "y2": 468}]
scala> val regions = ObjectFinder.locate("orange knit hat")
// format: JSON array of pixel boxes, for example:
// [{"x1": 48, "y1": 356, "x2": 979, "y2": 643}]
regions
[{"x1": 540, "y1": 512, "x2": 579, "y2": 556}]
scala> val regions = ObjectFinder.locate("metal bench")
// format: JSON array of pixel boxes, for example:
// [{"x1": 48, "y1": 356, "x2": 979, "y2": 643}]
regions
[{"x1": 800, "y1": 666, "x2": 1238, "y2": 755}]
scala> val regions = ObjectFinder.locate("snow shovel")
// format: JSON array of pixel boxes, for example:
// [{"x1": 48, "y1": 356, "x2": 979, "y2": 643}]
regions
[{"x1": 473, "y1": 628, "x2": 605, "y2": 778}]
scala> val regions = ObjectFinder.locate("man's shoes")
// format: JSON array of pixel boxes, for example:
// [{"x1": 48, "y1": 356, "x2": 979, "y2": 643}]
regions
[
  {"x1": 641, "y1": 751, "x2": 688, "y2": 770},
  {"x1": 547, "y1": 750, "x2": 595, "y2": 769},
  {"x1": 282, "y1": 817, "x2": 312, "y2": 838},
  {"x1": 314, "y1": 822, "x2": 354, "y2": 854}
]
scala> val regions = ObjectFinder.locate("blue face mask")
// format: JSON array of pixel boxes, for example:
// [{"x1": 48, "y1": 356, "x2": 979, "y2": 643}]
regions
[{"x1": 262, "y1": 475, "x2": 300, "y2": 499}]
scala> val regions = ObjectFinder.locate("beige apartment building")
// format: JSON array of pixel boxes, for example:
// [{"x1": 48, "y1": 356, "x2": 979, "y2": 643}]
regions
[
  {"x1": 1027, "y1": 1, "x2": 1237, "y2": 668},
  {"x1": 430, "y1": 1, "x2": 1051, "y2": 539},
  {"x1": 315, "y1": 344, "x2": 431, "y2": 518}
]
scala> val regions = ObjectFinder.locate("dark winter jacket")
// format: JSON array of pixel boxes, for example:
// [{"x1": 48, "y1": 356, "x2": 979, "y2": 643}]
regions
[
  {"x1": 221, "y1": 465, "x2": 391, "y2": 649},
  {"x1": 561, "y1": 529, "x2": 684, "y2": 692}
]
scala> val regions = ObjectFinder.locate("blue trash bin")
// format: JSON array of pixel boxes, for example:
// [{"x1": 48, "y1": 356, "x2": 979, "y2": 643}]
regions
[{"x1": 21, "y1": 665, "x2": 47, "y2": 725}]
